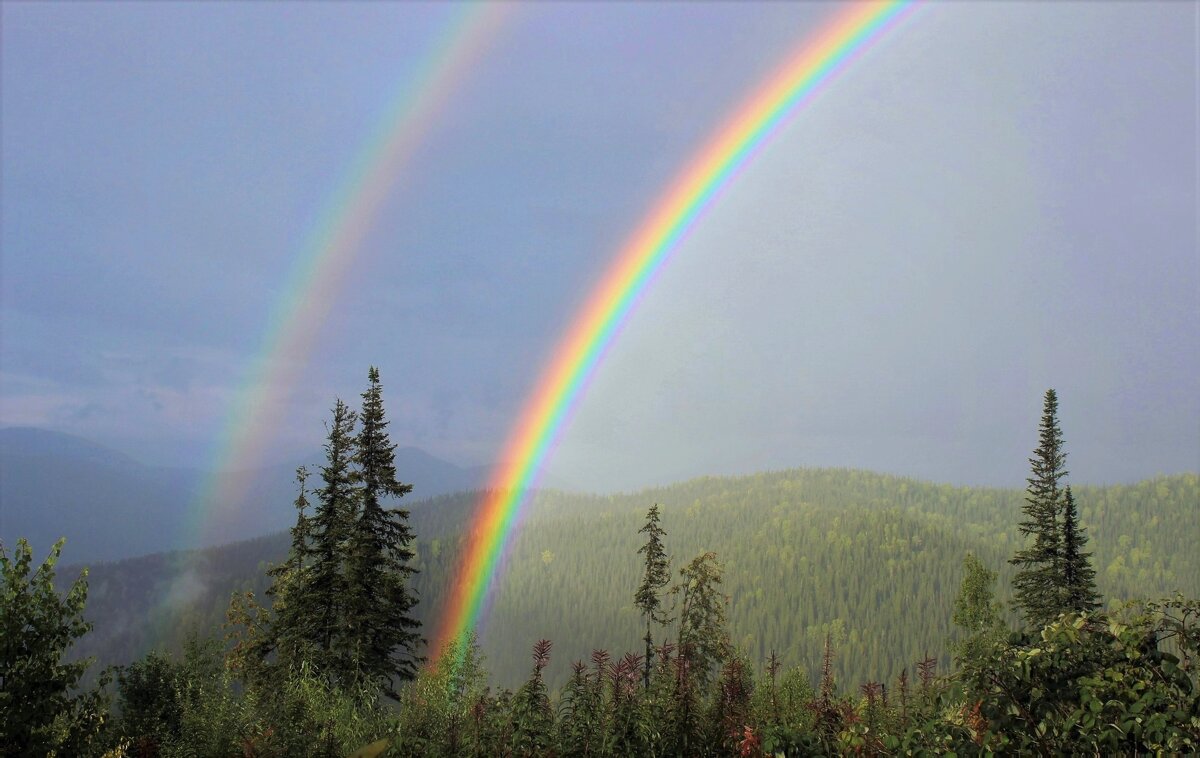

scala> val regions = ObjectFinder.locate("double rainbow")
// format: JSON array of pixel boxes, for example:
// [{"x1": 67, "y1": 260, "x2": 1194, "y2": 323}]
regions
[
  {"x1": 431, "y1": 0, "x2": 917, "y2": 659},
  {"x1": 182, "y1": 4, "x2": 508, "y2": 552}
]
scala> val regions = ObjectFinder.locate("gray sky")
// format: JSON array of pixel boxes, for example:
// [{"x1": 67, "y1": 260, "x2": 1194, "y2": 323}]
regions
[{"x1": 2, "y1": 1, "x2": 1196, "y2": 492}]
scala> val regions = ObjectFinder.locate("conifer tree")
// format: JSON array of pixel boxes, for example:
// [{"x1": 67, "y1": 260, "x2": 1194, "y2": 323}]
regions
[
  {"x1": 635, "y1": 503, "x2": 670, "y2": 690},
  {"x1": 347, "y1": 367, "x2": 422, "y2": 692},
  {"x1": 1011, "y1": 388, "x2": 1069, "y2": 628},
  {"x1": 285, "y1": 466, "x2": 311, "y2": 576},
  {"x1": 1059, "y1": 486, "x2": 1100, "y2": 614},
  {"x1": 265, "y1": 466, "x2": 314, "y2": 668},
  {"x1": 294, "y1": 399, "x2": 360, "y2": 680}
]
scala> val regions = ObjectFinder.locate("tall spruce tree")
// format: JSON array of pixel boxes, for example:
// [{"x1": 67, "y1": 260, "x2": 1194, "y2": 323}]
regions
[
  {"x1": 265, "y1": 466, "x2": 314, "y2": 668},
  {"x1": 635, "y1": 503, "x2": 671, "y2": 690},
  {"x1": 286, "y1": 466, "x2": 311, "y2": 575},
  {"x1": 1059, "y1": 485, "x2": 1100, "y2": 614},
  {"x1": 296, "y1": 399, "x2": 360, "y2": 681},
  {"x1": 347, "y1": 367, "x2": 423, "y2": 693},
  {"x1": 1011, "y1": 388, "x2": 1069, "y2": 628}
]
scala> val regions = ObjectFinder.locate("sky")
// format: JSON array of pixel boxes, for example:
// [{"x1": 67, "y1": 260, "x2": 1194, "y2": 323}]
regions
[{"x1": 2, "y1": 1, "x2": 1197, "y2": 493}]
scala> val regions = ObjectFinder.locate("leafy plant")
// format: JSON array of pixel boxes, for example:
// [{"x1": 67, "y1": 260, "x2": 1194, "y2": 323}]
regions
[{"x1": 1, "y1": 538, "x2": 108, "y2": 757}]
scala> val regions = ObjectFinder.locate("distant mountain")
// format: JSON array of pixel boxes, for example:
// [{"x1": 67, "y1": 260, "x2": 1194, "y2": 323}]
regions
[
  {"x1": 0, "y1": 427, "x2": 488, "y2": 563},
  {"x1": 0, "y1": 426, "x2": 143, "y2": 468},
  {"x1": 0, "y1": 428, "x2": 202, "y2": 563}
]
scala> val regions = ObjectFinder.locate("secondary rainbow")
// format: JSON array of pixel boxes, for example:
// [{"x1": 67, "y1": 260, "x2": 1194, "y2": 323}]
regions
[
  {"x1": 431, "y1": 0, "x2": 918, "y2": 659},
  {"x1": 181, "y1": 3, "x2": 509, "y2": 552}
]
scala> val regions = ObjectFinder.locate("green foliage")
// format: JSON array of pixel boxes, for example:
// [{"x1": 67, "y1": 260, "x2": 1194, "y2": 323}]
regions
[
  {"x1": 11, "y1": 543, "x2": 1200, "y2": 756},
  {"x1": 510, "y1": 639, "x2": 555, "y2": 756},
  {"x1": 113, "y1": 650, "x2": 183, "y2": 752},
  {"x1": 264, "y1": 467, "x2": 314, "y2": 671},
  {"x1": 71, "y1": 470, "x2": 1198, "y2": 695},
  {"x1": 753, "y1": 662, "x2": 817, "y2": 756},
  {"x1": 111, "y1": 637, "x2": 395, "y2": 758},
  {"x1": 1010, "y1": 389, "x2": 1102, "y2": 633},
  {"x1": 674, "y1": 551, "x2": 731, "y2": 690},
  {"x1": 223, "y1": 586, "x2": 281, "y2": 699},
  {"x1": 284, "y1": 397, "x2": 359, "y2": 682},
  {"x1": 952, "y1": 553, "x2": 1007, "y2": 671},
  {"x1": 555, "y1": 659, "x2": 598, "y2": 756},
  {"x1": 347, "y1": 367, "x2": 422, "y2": 690},
  {"x1": 635, "y1": 503, "x2": 671, "y2": 690},
  {"x1": 1, "y1": 537, "x2": 108, "y2": 757},
  {"x1": 1061, "y1": 485, "x2": 1100, "y2": 614},
  {"x1": 282, "y1": 466, "x2": 312, "y2": 580},
  {"x1": 260, "y1": 369, "x2": 423, "y2": 696},
  {"x1": 150, "y1": 637, "x2": 246, "y2": 758},
  {"x1": 254, "y1": 663, "x2": 394, "y2": 758},
  {"x1": 1011, "y1": 388, "x2": 1071, "y2": 628},
  {"x1": 393, "y1": 633, "x2": 490, "y2": 757},
  {"x1": 707, "y1": 653, "x2": 754, "y2": 754},
  {"x1": 8, "y1": 379, "x2": 1196, "y2": 754},
  {"x1": 607, "y1": 653, "x2": 650, "y2": 755},
  {"x1": 111, "y1": 636, "x2": 261, "y2": 756},
  {"x1": 958, "y1": 604, "x2": 1200, "y2": 754}
]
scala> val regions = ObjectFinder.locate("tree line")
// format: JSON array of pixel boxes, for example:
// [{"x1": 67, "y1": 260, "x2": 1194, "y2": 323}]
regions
[
  {"x1": 2, "y1": 381, "x2": 1197, "y2": 755},
  {"x1": 60, "y1": 469, "x2": 1197, "y2": 691}
]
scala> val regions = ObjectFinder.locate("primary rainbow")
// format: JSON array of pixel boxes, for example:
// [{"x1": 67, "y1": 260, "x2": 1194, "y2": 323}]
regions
[
  {"x1": 432, "y1": 0, "x2": 917, "y2": 659},
  {"x1": 181, "y1": 3, "x2": 508, "y2": 551}
]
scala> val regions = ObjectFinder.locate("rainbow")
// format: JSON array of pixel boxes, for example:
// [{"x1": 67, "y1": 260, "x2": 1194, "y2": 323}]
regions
[
  {"x1": 179, "y1": 4, "x2": 509, "y2": 552},
  {"x1": 432, "y1": 0, "x2": 918, "y2": 659}
]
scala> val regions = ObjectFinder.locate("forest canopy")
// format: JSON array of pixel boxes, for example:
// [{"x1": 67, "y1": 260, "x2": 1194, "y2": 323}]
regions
[{"x1": 2, "y1": 383, "x2": 1198, "y2": 756}]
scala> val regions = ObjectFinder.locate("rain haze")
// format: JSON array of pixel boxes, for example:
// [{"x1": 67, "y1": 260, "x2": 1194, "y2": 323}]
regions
[{"x1": 2, "y1": 1, "x2": 1196, "y2": 497}]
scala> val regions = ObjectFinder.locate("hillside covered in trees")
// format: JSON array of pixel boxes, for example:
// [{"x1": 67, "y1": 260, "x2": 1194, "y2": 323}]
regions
[
  {"x1": 4, "y1": 378, "x2": 1198, "y2": 755},
  {"x1": 67, "y1": 470, "x2": 1197, "y2": 692}
]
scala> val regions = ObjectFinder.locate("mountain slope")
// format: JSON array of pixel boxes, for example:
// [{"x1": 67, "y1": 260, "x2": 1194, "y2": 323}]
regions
[
  {"x1": 0, "y1": 428, "x2": 203, "y2": 562},
  {"x1": 0, "y1": 427, "x2": 487, "y2": 562},
  {"x1": 61, "y1": 468, "x2": 1199, "y2": 692}
]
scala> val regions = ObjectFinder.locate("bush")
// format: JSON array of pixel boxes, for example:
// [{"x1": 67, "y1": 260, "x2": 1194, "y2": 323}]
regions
[{"x1": 1, "y1": 538, "x2": 108, "y2": 757}]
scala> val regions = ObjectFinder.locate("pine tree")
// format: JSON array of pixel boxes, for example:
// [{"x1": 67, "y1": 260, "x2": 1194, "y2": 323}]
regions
[
  {"x1": 265, "y1": 466, "x2": 314, "y2": 669},
  {"x1": 260, "y1": 372, "x2": 424, "y2": 695},
  {"x1": 635, "y1": 503, "x2": 671, "y2": 690},
  {"x1": 1059, "y1": 486, "x2": 1100, "y2": 614},
  {"x1": 295, "y1": 399, "x2": 360, "y2": 681},
  {"x1": 347, "y1": 367, "x2": 423, "y2": 693},
  {"x1": 284, "y1": 466, "x2": 312, "y2": 576},
  {"x1": 1011, "y1": 388, "x2": 1069, "y2": 628}
]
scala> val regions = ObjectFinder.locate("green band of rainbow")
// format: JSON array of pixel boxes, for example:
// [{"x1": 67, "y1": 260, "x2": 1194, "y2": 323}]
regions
[{"x1": 431, "y1": 0, "x2": 917, "y2": 660}]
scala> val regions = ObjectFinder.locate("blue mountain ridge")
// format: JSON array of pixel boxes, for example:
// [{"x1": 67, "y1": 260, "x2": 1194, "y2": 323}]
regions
[{"x1": 0, "y1": 427, "x2": 490, "y2": 563}]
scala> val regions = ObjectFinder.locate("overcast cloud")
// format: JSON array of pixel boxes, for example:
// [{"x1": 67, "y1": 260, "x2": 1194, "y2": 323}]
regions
[{"x1": 2, "y1": 2, "x2": 1196, "y2": 490}]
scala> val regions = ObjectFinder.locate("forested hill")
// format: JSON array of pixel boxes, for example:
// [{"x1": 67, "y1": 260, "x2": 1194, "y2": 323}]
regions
[{"x1": 66, "y1": 469, "x2": 1198, "y2": 691}]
